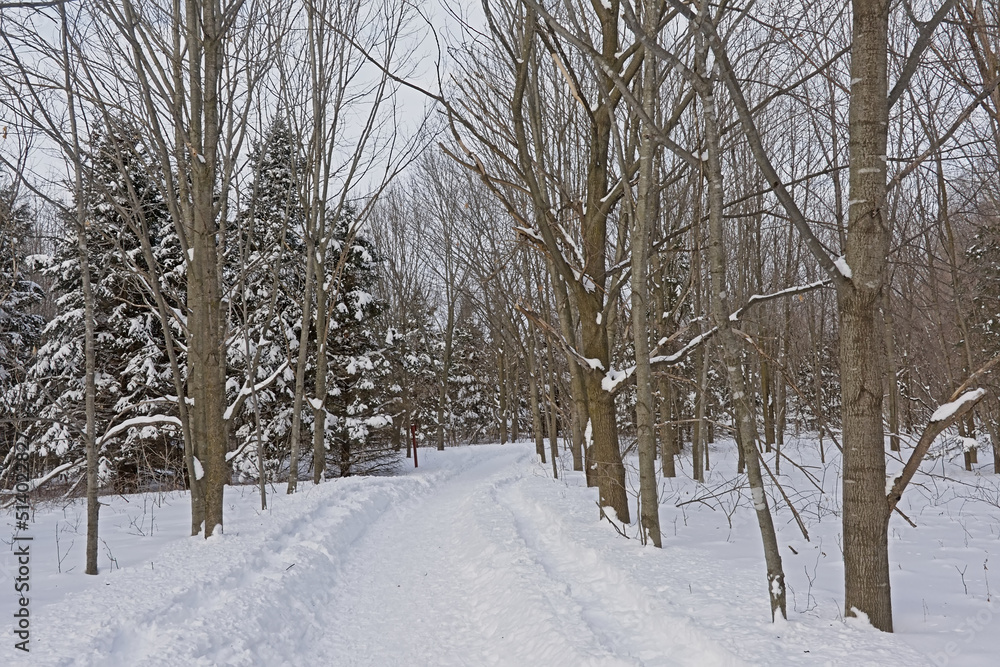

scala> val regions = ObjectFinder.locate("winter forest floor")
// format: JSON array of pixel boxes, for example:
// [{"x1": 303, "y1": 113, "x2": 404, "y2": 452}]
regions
[{"x1": 4, "y1": 437, "x2": 1000, "y2": 666}]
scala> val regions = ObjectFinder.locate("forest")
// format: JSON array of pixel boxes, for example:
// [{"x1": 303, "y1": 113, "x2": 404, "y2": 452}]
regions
[{"x1": 2, "y1": 0, "x2": 1000, "y2": 655}]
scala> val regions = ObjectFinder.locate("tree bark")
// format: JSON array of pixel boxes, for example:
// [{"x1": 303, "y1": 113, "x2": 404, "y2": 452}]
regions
[
  {"x1": 58, "y1": 4, "x2": 100, "y2": 574},
  {"x1": 659, "y1": 377, "x2": 677, "y2": 477},
  {"x1": 761, "y1": 359, "x2": 774, "y2": 452},
  {"x1": 436, "y1": 296, "x2": 455, "y2": 452},
  {"x1": 699, "y1": 28, "x2": 786, "y2": 618},
  {"x1": 527, "y1": 324, "x2": 546, "y2": 464},
  {"x1": 841, "y1": 0, "x2": 893, "y2": 632},
  {"x1": 312, "y1": 258, "x2": 328, "y2": 483},
  {"x1": 883, "y1": 289, "x2": 900, "y2": 452},
  {"x1": 498, "y1": 344, "x2": 508, "y2": 444},
  {"x1": 507, "y1": 4, "x2": 629, "y2": 521},
  {"x1": 287, "y1": 239, "x2": 315, "y2": 493},
  {"x1": 692, "y1": 335, "x2": 707, "y2": 483},
  {"x1": 552, "y1": 266, "x2": 587, "y2": 472},
  {"x1": 185, "y1": 0, "x2": 228, "y2": 537},
  {"x1": 629, "y1": 4, "x2": 661, "y2": 546},
  {"x1": 546, "y1": 341, "x2": 559, "y2": 478}
]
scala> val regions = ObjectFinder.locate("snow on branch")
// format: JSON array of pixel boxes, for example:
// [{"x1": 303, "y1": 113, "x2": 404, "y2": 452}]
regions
[
  {"x1": 223, "y1": 360, "x2": 290, "y2": 421},
  {"x1": 513, "y1": 226, "x2": 545, "y2": 246},
  {"x1": 602, "y1": 328, "x2": 717, "y2": 393},
  {"x1": 886, "y1": 387, "x2": 988, "y2": 517},
  {"x1": 604, "y1": 280, "x2": 831, "y2": 394},
  {"x1": 728, "y1": 279, "x2": 832, "y2": 323},
  {"x1": 1, "y1": 458, "x2": 85, "y2": 497},
  {"x1": 514, "y1": 222, "x2": 596, "y2": 294},
  {"x1": 557, "y1": 222, "x2": 586, "y2": 270},
  {"x1": 930, "y1": 388, "x2": 986, "y2": 422},
  {"x1": 833, "y1": 257, "x2": 852, "y2": 280},
  {"x1": 98, "y1": 414, "x2": 182, "y2": 447}
]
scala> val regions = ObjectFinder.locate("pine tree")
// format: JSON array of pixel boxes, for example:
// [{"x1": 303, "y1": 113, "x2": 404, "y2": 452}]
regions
[
  {"x1": 0, "y1": 183, "x2": 45, "y2": 461},
  {"x1": 225, "y1": 118, "x2": 306, "y2": 482},
  {"x1": 320, "y1": 215, "x2": 398, "y2": 476},
  {"x1": 21, "y1": 124, "x2": 182, "y2": 488},
  {"x1": 447, "y1": 321, "x2": 494, "y2": 444},
  {"x1": 0, "y1": 185, "x2": 43, "y2": 388}
]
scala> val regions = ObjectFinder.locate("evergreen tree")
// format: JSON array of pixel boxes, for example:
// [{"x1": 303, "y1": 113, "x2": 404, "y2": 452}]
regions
[
  {"x1": 225, "y1": 118, "x2": 306, "y2": 482},
  {"x1": 320, "y1": 214, "x2": 397, "y2": 476},
  {"x1": 0, "y1": 183, "x2": 45, "y2": 461},
  {"x1": 447, "y1": 321, "x2": 494, "y2": 443},
  {"x1": 381, "y1": 287, "x2": 441, "y2": 451},
  {"x1": 21, "y1": 124, "x2": 183, "y2": 488},
  {"x1": 0, "y1": 185, "x2": 43, "y2": 388}
]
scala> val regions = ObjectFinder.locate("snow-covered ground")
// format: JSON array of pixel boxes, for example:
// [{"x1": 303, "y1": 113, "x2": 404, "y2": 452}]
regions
[{"x1": 4, "y1": 436, "x2": 1000, "y2": 666}]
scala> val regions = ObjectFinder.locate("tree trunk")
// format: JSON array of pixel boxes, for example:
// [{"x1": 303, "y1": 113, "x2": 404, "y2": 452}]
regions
[
  {"x1": 61, "y1": 8, "x2": 100, "y2": 572},
  {"x1": 81, "y1": 227, "x2": 99, "y2": 573},
  {"x1": 629, "y1": 12, "x2": 662, "y2": 546},
  {"x1": 692, "y1": 187, "x2": 706, "y2": 483},
  {"x1": 761, "y1": 359, "x2": 774, "y2": 452},
  {"x1": 811, "y1": 300, "x2": 827, "y2": 464},
  {"x1": 546, "y1": 342, "x2": 559, "y2": 479},
  {"x1": 498, "y1": 345, "x2": 508, "y2": 444},
  {"x1": 776, "y1": 297, "x2": 790, "y2": 448},
  {"x1": 507, "y1": 2, "x2": 628, "y2": 521},
  {"x1": 552, "y1": 265, "x2": 586, "y2": 472},
  {"x1": 659, "y1": 377, "x2": 677, "y2": 477},
  {"x1": 312, "y1": 265, "x2": 328, "y2": 484},
  {"x1": 509, "y1": 351, "x2": 520, "y2": 442},
  {"x1": 436, "y1": 298, "x2": 455, "y2": 452},
  {"x1": 692, "y1": 344, "x2": 707, "y2": 483},
  {"x1": 841, "y1": 0, "x2": 893, "y2": 632},
  {"x1": 883, "y1": 289, "x2": 900, "y2": 452},
  {"x1": 287, "y1": 239, "x2": 316, "y2": 493},
  {"x1": 700, "y1": 36, "x2": 786, "y2": 618},
  {"x1": 186, "y1": 0, "x2": 228, "y2": 537},
  {"x1": 988, "y1": 402, "x2": 1000, "y2": 473},
  {"x1": 527, "y1": 323, "x2": 546, "y2": 464}
]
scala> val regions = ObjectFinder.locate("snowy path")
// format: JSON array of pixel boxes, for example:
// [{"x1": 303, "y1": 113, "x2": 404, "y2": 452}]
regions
[
  {"x1": 26, "y1": 444, "x2": 741, "y2": 666},
  {"x1": 305, "y1": 445, "x2": 739, "y2": 666},
  {"x1": 16, "y1": 441, "x2": 945, "y2": 666}
]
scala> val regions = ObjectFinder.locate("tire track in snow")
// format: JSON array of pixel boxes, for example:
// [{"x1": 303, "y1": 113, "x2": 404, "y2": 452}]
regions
[
  {"x1": 307, "y1": 444, "x2": 635, "y2": 666},
  {"x1": 496, "y1": 477, "x2": 747, "y2": 667},
  {"x1": 32, "y1": 449, "x2": 490, "y2": 666}
]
